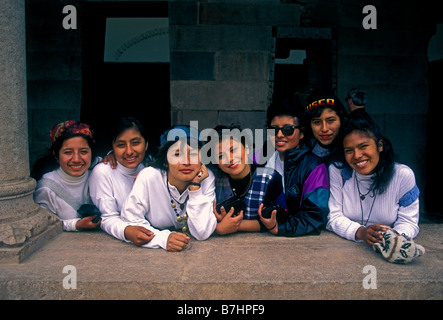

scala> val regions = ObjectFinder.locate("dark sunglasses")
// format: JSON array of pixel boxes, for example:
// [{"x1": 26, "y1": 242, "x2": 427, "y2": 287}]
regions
[{"x1": 268, "y1": 125, "x2": 300, "y2": 137}]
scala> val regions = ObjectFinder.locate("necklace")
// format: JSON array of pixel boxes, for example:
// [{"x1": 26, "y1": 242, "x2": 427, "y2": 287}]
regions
[
  {"x1": 355, "y1": 174, "x2": 376, "y2": 226},
  {"x1": 355, "y1": 174, "x2": 372, "y2": 201},
  {"x1": 166, "y1": 173, "x2": 190, "y2": 236},
  {"x1": 230, "y1": 170, "x2": 252, "y2": 198}
]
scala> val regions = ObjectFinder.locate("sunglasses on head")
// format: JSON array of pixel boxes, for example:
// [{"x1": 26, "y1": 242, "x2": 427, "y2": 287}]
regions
[{"x1": 268, "y1": 125, "x2": 300, "y2": 137}]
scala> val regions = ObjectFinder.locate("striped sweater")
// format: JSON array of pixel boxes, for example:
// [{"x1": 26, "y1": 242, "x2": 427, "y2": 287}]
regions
[{"x1": 327, "y1": 163, "x2": 420, "y2": 241}]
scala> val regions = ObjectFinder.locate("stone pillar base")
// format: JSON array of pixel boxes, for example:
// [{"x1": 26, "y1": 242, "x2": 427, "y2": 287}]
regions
[
  {"x1": 0, "y1": 178, "x2": 62, "y2": 264},
  {"x1": 0, "y1": 212, "x2": 62, "y2": 264}
]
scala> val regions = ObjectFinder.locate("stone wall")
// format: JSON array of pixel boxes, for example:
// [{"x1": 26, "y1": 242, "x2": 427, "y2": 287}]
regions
[{"x1": 169, "y1": 1, "x2": 301, "y2": 131}]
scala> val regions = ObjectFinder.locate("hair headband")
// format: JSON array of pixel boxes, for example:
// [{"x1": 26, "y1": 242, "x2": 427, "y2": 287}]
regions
[{"x1": 49, "y1": 120, "x2": 94, "y2": 146}]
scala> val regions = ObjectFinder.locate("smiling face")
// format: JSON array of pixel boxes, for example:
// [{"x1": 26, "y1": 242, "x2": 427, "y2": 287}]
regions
[
  {"x1": 217, "y1": 137, "x2": 250, "y2": 179},
  {"x1": 112, "y1": 127, "x2": 147, "y2": 169},
  {"x1": 270, "y1": 115, "x2": 304, "y2": 158},
  {"x1": 58, "y1": 136, "x2": 92, "y2": 177},
  {"x1": 310, "y1": 107, "x2": 341, "y2": 146},
  {"x1": 343, "y1": 130, "x2": 383, "y2": 175}
]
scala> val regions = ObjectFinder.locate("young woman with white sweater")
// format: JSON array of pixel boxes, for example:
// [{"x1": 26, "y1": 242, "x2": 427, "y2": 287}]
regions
[
  {"x1": 120, "y1": 135, "x2": 217, "y2": 251},
  {"x1": 327, "y1": 112, "x2": 420, "y2": 245},
  {"x1": 33, "y1": 120, "x2": 101, "y2": 231},
  {"x1": 88, "y1": 117, "x2": 156, "y2": 246}
]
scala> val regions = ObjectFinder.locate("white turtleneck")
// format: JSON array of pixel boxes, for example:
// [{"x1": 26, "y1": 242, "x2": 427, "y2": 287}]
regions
[
  {"x1": 88, "y1": 161, "x2": 145, "y2": 242},
  {"x1": 34, "y1": 167, "x2": 91, "y2": 232}
]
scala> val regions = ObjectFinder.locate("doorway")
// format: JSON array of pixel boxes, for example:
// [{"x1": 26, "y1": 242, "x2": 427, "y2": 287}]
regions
[
  {"x1": 272, "y1": 27, "x2": 335, "y2": 105},
  {"x1": 80, "y1": 1, "x2": 170, "y2": 157},
  {"x1": 425, "y1": 58, "x2": 443, "y2": 216}
]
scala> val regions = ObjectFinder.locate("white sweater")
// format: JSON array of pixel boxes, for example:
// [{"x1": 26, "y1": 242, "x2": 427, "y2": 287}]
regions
[
  {"x1": 327, "y1": 163, "x2": 420, "y2": 241},
  {"x1": 120, "y1": 166, "x2": 217, "y2": 250},
  {"x1": 88, "y1": 162, "x2": 144, "y2": 242},
  {"x1": 34, "y1": 168, "x2": 91, "y2": 231}
]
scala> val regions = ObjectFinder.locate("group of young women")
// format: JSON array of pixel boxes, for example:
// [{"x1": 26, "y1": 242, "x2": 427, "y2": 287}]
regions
[{"x1": 32, "y1": 88, "x2": 421, "y2": 257}]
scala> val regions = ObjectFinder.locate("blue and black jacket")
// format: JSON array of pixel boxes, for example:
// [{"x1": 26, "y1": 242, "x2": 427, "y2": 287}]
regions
[{"x1": 278, "y1": 145, "x2": 330, "y2": 237}]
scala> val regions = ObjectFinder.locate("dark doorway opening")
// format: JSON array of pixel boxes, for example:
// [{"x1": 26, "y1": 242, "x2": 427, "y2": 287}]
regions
[
  {"x1": 80, "y1": 1, "x2": 170, "y2": 157},
  {"x1": 272, "y1": 30, "x2": 335, "y2": 105},
  {"x1": 425, "y1": 58, "x2": 443, "y2": 217}
]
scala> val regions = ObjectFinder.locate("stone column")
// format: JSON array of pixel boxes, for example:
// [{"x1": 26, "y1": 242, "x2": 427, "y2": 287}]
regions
[{"x1": 0, "y1": 0, "x2": 60, "y2": 263}]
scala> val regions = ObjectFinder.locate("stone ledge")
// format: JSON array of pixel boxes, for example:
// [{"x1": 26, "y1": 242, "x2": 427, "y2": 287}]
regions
[{"x1": 0, "y1": 224, "x2": 441, "y2": 300}]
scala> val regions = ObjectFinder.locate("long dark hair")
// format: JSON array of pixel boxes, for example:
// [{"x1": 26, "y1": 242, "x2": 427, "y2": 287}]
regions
[{"x1": 332, "y1": 111, "x2": 396, "y2": 195}]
